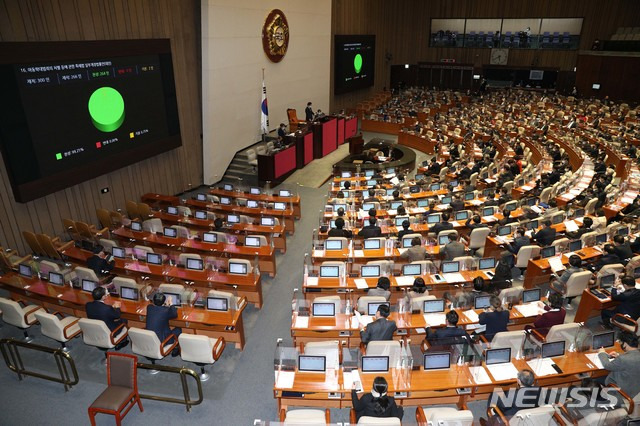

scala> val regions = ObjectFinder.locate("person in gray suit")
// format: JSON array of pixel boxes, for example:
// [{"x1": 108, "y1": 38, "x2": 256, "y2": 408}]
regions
[
  {"x1": 441, "y1": 234, "x2": 466, "y2": 260},
  {"x1": 400, "y1": 237, "x2": 427, "y2": 262},
  {"x1": 360, "y1": 304, "x2": 397, "y2": 344},
  {"x1": 598, "y1": 331, "x2": 640, "y2": 399},
  {"x1": 368, "y1": 277, "x2": 391, "y2": 301}
]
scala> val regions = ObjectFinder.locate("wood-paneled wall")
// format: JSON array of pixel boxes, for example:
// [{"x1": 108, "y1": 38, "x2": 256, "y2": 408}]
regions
[
  {"x1": 0, "y1": 0, "x2": 202, "y2": 254},
  {"x1": 331, "y1": 0, "x2": 640, "y2": 111}
]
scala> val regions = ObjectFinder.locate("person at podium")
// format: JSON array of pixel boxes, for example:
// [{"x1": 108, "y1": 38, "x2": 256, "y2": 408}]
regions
[
  {"x1": 277, "y1": 123, "x2": 287, "y2": 140},
  {"x1": 305, "y1": 102, "x2": 314, "y2": 122}
]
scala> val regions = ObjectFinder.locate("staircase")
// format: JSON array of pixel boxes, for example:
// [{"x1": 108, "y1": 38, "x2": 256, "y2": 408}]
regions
[{"x1": 221, "y1": 149, "x2": 259, "y2": 187}]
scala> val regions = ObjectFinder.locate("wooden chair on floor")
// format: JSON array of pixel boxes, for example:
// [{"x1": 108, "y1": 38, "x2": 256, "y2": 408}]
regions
[
  {"x1": 126, "y1": 201, "x2": 140, "y2": 221},
  {"x1": 287, "y1": 108, "x2": 305, "y2": 131},
  {"x1": 96, "y1": 208, "x2": 114, "y2": 230},
  {"x1": 88, "y1": 352, "x2": 143, "y2": 426}
]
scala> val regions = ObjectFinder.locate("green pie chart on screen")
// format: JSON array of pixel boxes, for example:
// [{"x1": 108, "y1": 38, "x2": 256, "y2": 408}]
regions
[
  {"x1": 354, "y1": 54, "x2": 363, "y2": 74},
  {"x1": 88, "y1": 87, "x2": 125, "y2": 132}
]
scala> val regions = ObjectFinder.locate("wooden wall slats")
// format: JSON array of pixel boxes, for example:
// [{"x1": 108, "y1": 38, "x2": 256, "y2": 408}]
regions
[
  {"x1": 331, "y1": 0, "x2": 640, "y2": 111},
  {"x1": 0, "y1": 0, "x2": 202, "y2": 253}
]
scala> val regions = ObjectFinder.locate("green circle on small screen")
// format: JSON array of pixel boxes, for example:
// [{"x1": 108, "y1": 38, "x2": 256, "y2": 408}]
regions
[
  {"x1": 354, "y1": 54, "x2": 363, "y2": 74},
  {"x1": 88, "y1": 87, "x2": 125, "y2": 132}
]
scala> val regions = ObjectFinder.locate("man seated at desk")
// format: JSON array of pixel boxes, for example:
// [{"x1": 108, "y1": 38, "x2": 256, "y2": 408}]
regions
[
  {"x1": 277, "y1": 123, "x2": 287, "y2": 141},
  {"x1": 396, "y1": 220, "x2": 412, "y2": 240},
  {"x1": 400, "y1": 236, "x2": 428, "y2": 262},
  {"x1": 427, "y1": 310, "x2": 468, "y2": 345},
  {"x1": 359, "y1": 217, "x2": 382, "y2": 239},
  {"x1": 484, "y1": 369, "x2": 541, "y2": 422},
  {"x1": 328, "y1": 217, "x2": 353, "y2": 238},
  {"x1": 442, "y1": 234, "x2": 466, "y2": 261},
  {"x1": 465, "y1": 214, "x2": 488, "y2": 230},
  {"x1": 146, "y1": 292, "x2": 181, "y2": 357},
  {"x1": 598, "y1": 330, "x2": 640, "y2": 399},
  {"x1": 601, "y1": 276, "x2": 640, "y2": 328},
  {"x1": 425, "y1": 158, "x2": 441, "y2": 176},
  {"x1": 86, "y1": 287, "x2": 128, "y2": 349},
  {"x1": 613, "y1": 235, "x2": 633, "y2": 263},
  {"x1": 531, "y1": 219, "x2": 556, "y2": 247},
  {"x1": 359, "y1": 304, "x2": 397, "y2": 344},
  {"x1": 87, "y1": 245, "x2": 115, "y2": 279},
  {"x1": 505, "y1": 227, "x2": 530, "y2": 255},
  {"x1": 367, "y1": 277, "x2": 391, "y2": 301},
  {"x1": 430, "y1": 212, "x2": 453, "y2": 235},
  {"x1": 566, "y1": 217, "x2": 593, "y2": 240},
  {"x1": 592, "y1": 244, "x2": 622, "y2": 271}
]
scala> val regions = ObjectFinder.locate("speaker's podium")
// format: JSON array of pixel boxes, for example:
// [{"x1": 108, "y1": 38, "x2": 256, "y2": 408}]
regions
[{"x1": 312, "y1": 116, "x2": 338, "y2": 159}]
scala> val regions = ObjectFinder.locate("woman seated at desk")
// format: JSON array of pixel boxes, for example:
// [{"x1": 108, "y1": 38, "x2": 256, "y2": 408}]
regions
[{"x1": 351, "y1": 377, "x2": 404, "y2": 422}]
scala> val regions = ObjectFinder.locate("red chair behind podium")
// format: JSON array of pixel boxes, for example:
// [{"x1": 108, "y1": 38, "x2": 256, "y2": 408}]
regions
[{"x1": 287, "y1": 108, "x2": 305, "y2": 131}]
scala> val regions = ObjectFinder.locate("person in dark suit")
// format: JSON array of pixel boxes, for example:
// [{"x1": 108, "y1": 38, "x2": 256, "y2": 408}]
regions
[
  {"x1": 492, "y1": 251, "x2": 514, "y2": 290},
  {"x1": 86, "y1": 287, "x2": 128, "y2": 349},
  {"x1": 486, "y1": 369, "x2": 542, "y2": 419},
  {"x1": 478, "y1": 296, "x2": 509, "y2": 340},
  {"x1": 305, "y1": 102, "x2": 314, "y2": 121},
  {"x1": 360, "y1": 304, "x2": 397, "y2": 344},
  {"x1": 87, "y1": 245, "x2": 115, "y2": 278},
  {"x1": 465, "y1": 215, "x2": 487, "y2": 230},
  {"x1": 426, "y1": 158, "x2": 441, "y2": 176},
  {"x1": 593, "y1": 244, "x2": 622, "y2": 271},
  {"x1": 396, "y1": 220, "x2": 412, "y2": 240},
  {"x1": 601, "y1": 276, "x2": 640, "y2": 327},
  {"x1": 359, "y1": 217, "x2": 382, "y2": 238},
  {"x1": 328, "y1": 217, "x2": 353, "y2": 238},
  {"x1": 277, "y1": 123, "x2": 287, "y2": 140},
  {"x1": 450, "y1": 195, "x2": 465, "y2": 212},
  {"x1": 505, "y1": 227, "x2": 530, "y2": 255},
  {"x1": 351, "y1": 377, "x2": 403, "y2": 421},
  {"x1": 428, "y1": 310, "x2": 468, "y2": 345},
  {"x1": 458, "y1": 161, "x2": 472, "y2": 180},
  {"x1": 566, "y1": 216, "x2": 593, "y2": 240},
  {"x1": 613, "y1": 235, "x2": 633, "y2": 263},
  {"x1": 531, "y1": 220, "x2": 556, "y2": 247},
  {"x1": 146, "y1": 292, "x2": 182, "y2": 356},
  {"x1": 430, "y1": 212, "x2": 453, "y2": 235},
  {"x1": 525, "y1": 292, "x2": 566, "y2": 337}
]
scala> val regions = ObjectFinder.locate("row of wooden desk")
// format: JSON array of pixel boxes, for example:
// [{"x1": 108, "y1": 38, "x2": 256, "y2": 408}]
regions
[
  {"x1": 0, "y1": 272, "x2": 248, "y2": 350},
  {"x1": 61, "y1": 244, "x2": 265, "y2": 309}
]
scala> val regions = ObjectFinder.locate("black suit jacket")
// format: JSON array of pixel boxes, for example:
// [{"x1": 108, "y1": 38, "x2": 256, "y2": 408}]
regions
[
  {"x1": 611, "y1": 288, "x2": 640, "y2": 318},
  {"x1": 430, "y1": 221, "x2": 453, "y2": 235},
  {"x1": 328, "y1": 228, "x2": 353, "y2": 238},
  {"x1": 360, "y1": 318, "x2": 397, "y2": 343},
  {"x1": 532, "y1": 227, "x2": 556, "y2": 247},
  {"x1": 86, "y1": 301, "x2": 123, "y2": 331},
  {"x1": 351, "y1": 390, "x2": 403, "y2": 421},
  {"x1": 614, "y1": 243, "x2": 633, "y2": 261},
  {"x1": 359, "y1": 225, "x2": 382, "y2": 238},
  {"x1": 145, "y1": 304, "x2": 179, "y2": 341},
  {"x1": 87, "y1": 255, "x2": 114, "y2": 277},
  {"x1": 479, "y1": 310, "x2": 509, "y2": 340},
  {"x1": 305, "y1": 106, "x2": 314, "y2": 121},
  {"x1": 430, "y1": 326, "x2": 468, "y2": 345},
  {"x1": 450, "y1": 200, "x2": 465, "y2": 211}
]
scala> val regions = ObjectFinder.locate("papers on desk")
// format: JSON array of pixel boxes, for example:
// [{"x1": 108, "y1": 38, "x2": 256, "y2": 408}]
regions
[
  {"x1": 521, "y1": 185, "x2": 534, "y2": 191},
  {"x1": 397, "y1": 248, "x2": 408, "y2": 255},
  {"x1": 357, "y1": 210, "x2": 367, "y2": 220},
  {"x1": 494, "y1": 236, "x2": 507, "y2": 244},
  {"x1": 411, "y1": 207, "x2": 426, "y2": 214},
  {"x1": 468, "y1": 200, "x2": 483, "y2": 206},
  {"x1": 443, "y1": 272, "x2": 465, "y2": 283},
  {"x1": 389, "y1": 177, "x2": 399, "y2": 185},
  {"x1": 395, "y1": 276, "x2": 415, "y2": 286},
  {"x1": 515, "y1": 303, "x2": 545, "y2": 317},
  {"x1": 354, "y1": 250, "x2": 365, "y2": 257},
  {"x1": 450, "y1": 221, "x2": 461, "y2": 227},
  {"x1": 548, "y1": 256, "x2": 566, "y2": 274},
  {"x1": 437, "y1": 204, "x2": 450, "y2": 210},
  {"x1": 469, "y1": 366, "x2": 492, "y2": 385},
  {"x1": 294, "y1": 316, "x2": 309, "y2": 328},
  {"x1": 585, "y1": 352, "x2": 605, "y2": 369},
  {"x1": 531, "y1": 205, "x2": 542, "y2": 214},
  {"x1": 387, "y1": 209, "x2": 397, "y2": 216},
  {"x1": 424, "y1": 313, "x2": 447, "y2": 327},
  {"x1": 486, "y1": 362, "x2": 519, "y2": 382},
  {"x1": 313, "y1": 249, "x2": 325, "y2": 257},
  {"x1": 564, "y1": 220, "x2": 579, "y2": 233},
  {"x1": 527, "y1": 357, "x2": 559, "y2": 376},
  {"x1": 463, "y1": 309, "x2": 480, "y2": 323},
  {"x1": 484, "y1": 215, "x2": 498, "y2": 222},
  {"x1": 355, "y1": 311, "x2": 374, "y2": 327},
  {"x1": 275, "y1": 371, "x2": 295, "y2": 389},
  {"x1": 344, "y1": 370, "x2": 362, "y2": 391},
  {"x1": 354, "y1": 278, "x2": 370, "y2": 289},
  {"x1": 306, "y1": 277, "x2": 319, "y2": 286},
  {"x1": 485, "y1": 178, "x2": 497, "y2": 184}
]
